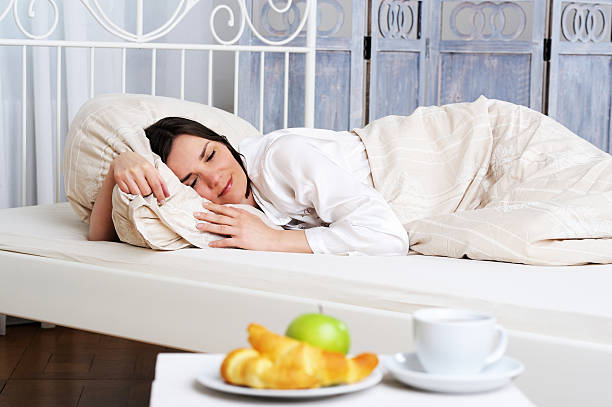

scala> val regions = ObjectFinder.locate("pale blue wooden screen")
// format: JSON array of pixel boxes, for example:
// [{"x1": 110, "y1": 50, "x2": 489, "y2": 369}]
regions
[
  {"x1": 237, "y1": 0, "x2": 365, "y2": 132},
  {"x1": 428, "y1": 0, "x2": 546, "y2": 109},
  {"x1": 369, "y1": 0, "x2": 430, "y2": 122},
  {"x1": 368, "y1": 0, "x2": 546, "y2": 121},
  {"x1": 548, "y1": 0, "x2": 612, "y2": 152},
  {"x1": 235, "y1": 0, "x2": 612, "y2": 145}
]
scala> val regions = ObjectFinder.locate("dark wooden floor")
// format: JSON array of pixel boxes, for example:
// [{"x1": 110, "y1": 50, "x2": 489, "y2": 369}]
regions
[{"x1": 0, "y1": 323, "x2": 182, "y2": 407}]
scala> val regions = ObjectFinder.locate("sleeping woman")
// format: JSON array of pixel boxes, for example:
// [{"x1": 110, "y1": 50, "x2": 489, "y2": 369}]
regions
[
  {"x1": 89, "y1": 96, "x2": 612, "y2": 265},
  {"x1": 88, "y1": 117, "x2": 410, "y2": 256}
]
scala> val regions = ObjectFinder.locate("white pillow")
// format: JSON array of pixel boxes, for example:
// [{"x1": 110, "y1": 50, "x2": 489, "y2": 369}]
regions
[
  {"x1": 63, "y1": 93, "x2": 278, "y2": 249},
  {"x1": 111, "y1": 154, "x2": 280, "y2": 250}
]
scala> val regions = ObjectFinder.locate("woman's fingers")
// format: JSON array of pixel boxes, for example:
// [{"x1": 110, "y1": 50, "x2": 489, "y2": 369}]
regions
[
  {"x1": 194, "y1": 211, "x2": 236, "y2": 225},
  {"x1": 118, "y1": 173, "x2": 169, "y2": 205},
  {"x1": 208, "y1": 238, "x2": 239, "y2": 249},
  {"x1": 196, "y1": 222, "x2": 234, "y2": 236},
  {"x1": 197, "y1": 202, "x2": 277, "y2": 251},
  {"x1": 133, "y1": 173, "x2": 153, "y2": 197},
  {"x1": 195, "y1": 204, "x2": 240, "y2": 241},
  {"x1": 124, "y1": 178, "x2": 142, "y2": 196},
  {"x1": 201, "y1": 202, "x2": 240, "y2": 217},
  {"x1": 112, "y1": 151, "x2": 171, "y2": 201},
  {"x1": 161, "y1": 180, "x2": 170, "y2": 198},
  {"x1": 144, "y1": 171, "x2": 167, "y2": 204},
  {"x1": 116, "y1": 180, "x2": 130, "y2": 195}
]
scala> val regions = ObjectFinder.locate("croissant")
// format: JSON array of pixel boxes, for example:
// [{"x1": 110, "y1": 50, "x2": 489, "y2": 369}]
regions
[{"x1": 220, "y1": 323, "x2": 378, "y2": 389}]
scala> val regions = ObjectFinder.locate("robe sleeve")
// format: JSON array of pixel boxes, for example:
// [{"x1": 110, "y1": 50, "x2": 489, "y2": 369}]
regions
[{"x1": 260, "y1": 135, "x2": 409, "y2": 255}]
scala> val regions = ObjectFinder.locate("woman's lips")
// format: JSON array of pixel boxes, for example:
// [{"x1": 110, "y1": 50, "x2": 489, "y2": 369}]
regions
[{"x1": 219, "y1": 176, "x2": 232, "y2": 197}]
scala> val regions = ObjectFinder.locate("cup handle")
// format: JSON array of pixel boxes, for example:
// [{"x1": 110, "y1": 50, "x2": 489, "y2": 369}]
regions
[{"x1": 484, "y1": 324, "x2": 507, "y2": 366}]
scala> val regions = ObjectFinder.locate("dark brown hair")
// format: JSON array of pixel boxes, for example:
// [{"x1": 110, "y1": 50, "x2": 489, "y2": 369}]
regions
[{"x1": 144, "y1": 117, "x2": 252, "y2": 199}]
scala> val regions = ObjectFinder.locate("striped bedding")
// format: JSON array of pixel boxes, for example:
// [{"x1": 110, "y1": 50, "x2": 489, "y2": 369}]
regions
[{"x1": 354, "y1": 96, "x2": 612, "y2": 265}]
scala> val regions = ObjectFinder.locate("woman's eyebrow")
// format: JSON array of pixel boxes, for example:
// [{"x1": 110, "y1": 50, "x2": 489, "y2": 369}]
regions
[{"x1": 179, "y1": 142, "x2": 209, "y2": 183}]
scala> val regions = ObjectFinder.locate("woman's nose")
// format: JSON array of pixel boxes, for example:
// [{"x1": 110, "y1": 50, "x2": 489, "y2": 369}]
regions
[{"x1": 202, "y1": 171, "x2": 222, "y2": 188}]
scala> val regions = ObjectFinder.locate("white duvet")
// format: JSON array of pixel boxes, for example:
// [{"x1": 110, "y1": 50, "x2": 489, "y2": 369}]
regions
[{"x1": 354, "y1": 96, "x2": 612, "y2": 265}]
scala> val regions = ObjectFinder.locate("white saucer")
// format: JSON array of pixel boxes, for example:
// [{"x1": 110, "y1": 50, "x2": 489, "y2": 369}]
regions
[{"x1": 381, "y1": 352, "x2": 524, "y2": 394}]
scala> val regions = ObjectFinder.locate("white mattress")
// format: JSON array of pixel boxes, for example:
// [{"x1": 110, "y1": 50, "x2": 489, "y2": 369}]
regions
[{"x1": 1, "y1": 203, "x2": 611, "y2": 345}]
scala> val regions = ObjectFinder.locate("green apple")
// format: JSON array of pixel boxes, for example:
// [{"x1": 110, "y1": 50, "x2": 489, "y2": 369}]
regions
[{"x1": 285, "y1": 313, "x2": 350, "y2": 354}]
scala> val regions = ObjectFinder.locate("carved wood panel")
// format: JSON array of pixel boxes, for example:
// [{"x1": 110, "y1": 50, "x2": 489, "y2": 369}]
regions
[
  {"x1": 549, "y1": 0, "x2": 612, "y2": 152},
  {"x1": 429, "y1": 0, "x2": 545, "y2": 110},
  {"x1": 237, "y1": 0, "x2": 365, "y2": 131},
  {"x1": 368, "y1": 0, "x2": 545, "y2": 123},
  {"x1": 369, "y1": 0, "x2": 427, "y2": 122},
  {"x1": 236, "y1": 0, "x2": 612, "y2": 153}
]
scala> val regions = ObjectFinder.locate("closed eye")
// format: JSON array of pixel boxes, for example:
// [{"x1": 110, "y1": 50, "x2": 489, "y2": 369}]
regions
[
  {"x1": 189, "y1": 177, "x2": 198, "y2": 188},
  {"x1": 206, "y1": 150, "x2": 215, "y2": 162}
]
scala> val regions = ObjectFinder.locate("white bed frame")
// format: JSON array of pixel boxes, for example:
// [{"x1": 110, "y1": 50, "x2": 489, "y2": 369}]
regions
[
  {"x1": 1, "y1": 2, "x2": 612, "y2": 407},
  {"x1": 3, "y1": 248, "x2": 612, "y2": 407},
  {"x1": 0, "y1": 0, "x2": 317, "y2": 207}
]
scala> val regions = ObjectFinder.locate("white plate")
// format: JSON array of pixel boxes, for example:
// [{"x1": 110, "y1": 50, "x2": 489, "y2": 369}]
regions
[
  {"x1": 196, "y1": 354, "x2": 383, "y2": 399},
  {"x1": 381, "y1": 352, "x2": 524, "y2": 394}
]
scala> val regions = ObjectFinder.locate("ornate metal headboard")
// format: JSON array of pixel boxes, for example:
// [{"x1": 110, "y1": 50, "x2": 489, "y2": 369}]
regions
[{"x1": 0, "y1": 0, "x2": 317, "y2": 207}]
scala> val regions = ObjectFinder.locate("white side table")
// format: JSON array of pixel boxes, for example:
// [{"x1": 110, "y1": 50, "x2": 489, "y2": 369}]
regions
[{"x1": 150, "y1": 353, "x2": 536, "y2": 407}]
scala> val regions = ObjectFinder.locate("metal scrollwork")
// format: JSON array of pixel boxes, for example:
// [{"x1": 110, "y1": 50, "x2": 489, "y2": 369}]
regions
[
  {"x1": 0, "y1": 0, "x2": 59, "y2": 39},
  {"x1": 81, "y1": 0, "x2": 202, "y2": 43},
  {"x1": 261, "y1": 0, "x2": 343, "y2": 38},
  {"x1": 211, "y1": 0, "x2": 312, "y2": 45},
  {"x1": 561, "y1": 3, "x2": 607, "y2": 43},
  {"x1": 0, "y1": 1, "x2": 12, "y2": 22},
  {"x1": 450, "y1": 1, "x2": 526, "y2": 41},
  {"x1": 0, "y1": 0, "x2": 315, "y2": 44},
  {"x1": 378, "y1": 0, "x2": 417, "y2": 39}
]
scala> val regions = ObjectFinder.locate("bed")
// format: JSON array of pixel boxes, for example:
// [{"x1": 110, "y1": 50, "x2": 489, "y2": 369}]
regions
[
  {"x1": 1, "y1": 1, "x2": 612, "y2": 407},
  {"x1": 1, "y1": 202, "x2": 612, "y2": 407}
]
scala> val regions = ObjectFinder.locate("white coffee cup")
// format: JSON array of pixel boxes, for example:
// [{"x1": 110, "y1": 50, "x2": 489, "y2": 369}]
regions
[{"x1": 413, "y1": 308, "x2": 507, "y2": 375}]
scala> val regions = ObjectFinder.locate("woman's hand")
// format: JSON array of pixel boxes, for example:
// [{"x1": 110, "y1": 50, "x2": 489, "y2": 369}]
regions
[
  {"x1": 112, "y1": 151, "x2": 169, "y2": 204},
  {"x1": 194, "y1": 202, "x2": 282, "y2": 251}
]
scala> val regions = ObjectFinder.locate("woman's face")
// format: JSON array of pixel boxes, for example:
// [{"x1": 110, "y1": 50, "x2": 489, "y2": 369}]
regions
[{"x1": 166, "y1": 134, "x2": 251, "y2": 205}]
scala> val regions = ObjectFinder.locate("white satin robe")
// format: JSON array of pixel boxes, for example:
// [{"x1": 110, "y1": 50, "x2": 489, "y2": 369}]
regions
[{"x1": 238, "y1": 128, "x2": 409, "y2": 256}]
